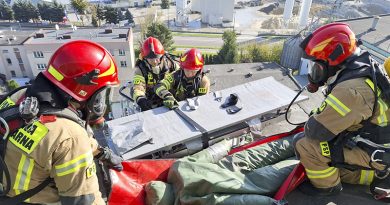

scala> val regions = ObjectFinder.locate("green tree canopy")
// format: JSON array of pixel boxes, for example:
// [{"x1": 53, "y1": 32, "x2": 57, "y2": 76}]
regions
[
  {"x1": 0, "y1": 0, "x2": 14, "y2": 21},
  {"x1": 145, "y1": 22, "x2": 174, "y2": 51},
  {"x1": 125, "y1": 10, "x2": 134, "y2": 25},
  {"x1": 161, "y1": 0, "x2": 170, "y2": 9},
  {"x1": 104, "y1": 6, "x2": 118, "y2": 24},
  {"x1": 70, "y1": 0, "x2": 88, "y2": 14},
  {"x1": 38, "y1": 1, "x2": 64, "y2": 23},
  {"x1": 217, "y1": 30, "x2": 239, "y2": 64},
  {"x1": 12, "y1": 0, "x2": 39, "y2": 23}
]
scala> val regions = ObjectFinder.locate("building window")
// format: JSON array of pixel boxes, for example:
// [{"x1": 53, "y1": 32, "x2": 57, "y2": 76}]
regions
[
  {"x1": 10, "y1": 71, "x2": 16, "y2": 77},
  {"x1": 37, "y1": 63, "x2": 47, "y2": 70},
  {"x1": 119, "y1": 49, "x2": 125, "y2": 56},
  {"x1": 6, "y1": 58, "x2": 12, "y2": 65},
  {"x1": 2, "y1": 50, "x2": 8, "y2": 53},
  {"x1": 120, "y1": 61, "x2": 127, "y2": 67},
  {"x1": 109, "y1": 50, "x2": 115, "y2": 56},
  {"x1": 13, "y1": 48, "x2": 19, "y2": 52},
  {"x1": 33, "y1": 51, "x2": 44, "y2": 58}
]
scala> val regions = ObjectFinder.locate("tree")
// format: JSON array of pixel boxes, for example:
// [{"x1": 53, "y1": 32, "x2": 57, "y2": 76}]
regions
[
  {"x1": 117, "y1": 9, "x2": 124, "y2": 22},
  {"x1": 12, "y1": 0, "x2": 39, "y2": 23},
  {"x1": 217, "y1": 30, "x2": 239, "y2": 64},
  {"x1": 161, "y1": 0, "x2": 170, "y2": 9},
  {"x1": 145, "y1": 22, "x2": 174, "y2": 51},
  {"x1": 125, "y1": 10, "x2": 134, "y2": 25},
  {"x1": 70, "y1": 0, "x2": 88, "y2": 14},
  {"x1": 70, "y1": 0, "x2": 88, "y2": 25},
  {"x1": 104, "y1": 6, "x2": 119, "y2": 24},
  {"x1": 0, "y1": 0, "x2": 14, "y2": 22},
  {"x1": 38, "y1": 3, "x2": 50, "y2": 22},
  {"x1": 51, "y1": 1, "x2": 66, "y2": 22},
  {"x1": 91, "y1": 13, "x2": 98, "y2": 27},
  {"x1": 96, "y1": 4, "x2": 104, "y2": 26}
]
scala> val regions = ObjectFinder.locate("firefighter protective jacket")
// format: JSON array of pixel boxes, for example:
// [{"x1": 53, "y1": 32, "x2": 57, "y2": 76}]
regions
[
  {"x1": 131, "y1": 55, "x2": 178, "y2": 106},
  {"x1": 305, "y1": 76, "x2": 390, "y2": 142},
  {"x1": 155, "y1": 70, "x2": 210, "y2": 101},
  {"x1": 2, "y1": 89, "x2": 104, "y2": 204}
]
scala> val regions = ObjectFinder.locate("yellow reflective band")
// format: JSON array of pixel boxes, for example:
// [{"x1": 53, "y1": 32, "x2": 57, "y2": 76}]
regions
[
  {"x1": 377, "y1": 99, "x2": 388, "y2": 126},
  {"x1": 48, "y1": 65, "x2": 64, "y2": 81},
  {"x1": 9, "y1": 121, "x2": 48, "y2": 154},
  {"x1": 14, "y1": 154, "x2": 34, "y2": 202},
  {"x1": 359, "y1": 170, "x2": 374, "y2": 185},
  {"x1": 55, "y1": 151, "x2": 93, "y2": 177},
  {"x1": 180, "y1": 54, "x2": 187, "y2": 62},
  {"x1": 325, "y1": 94, "x2": 351, "y2": 117},
  {"x1": 365, "y1": 79, "x2": 381, "y2": 96},
  {"x1": 0, "y1": 97, "x2": 15, "y2": 109},
  {"x1": 161, "y1": 80, "x2": 171, "y2": 90},
  {"x1": 133, "y1": 75, "x2": 145, "y2": 85},
  {"x1": 306, "y1": 167, "x2": 338, "y2": 179},
  {"x1": 155, "y1": 86, "x2": 166, "y2": 96},
  {"x1": 98, "y1": 57, "x2": 116, "y2": 78},
  {"x1": 320, "y1": 141, "x2": 331, "y2": 157},
  {"x1": 198, "y1": 87, "x2": 207, "y2": 94},
  {"x1": 166, "y1": 74, "x2": 174, "y2": 83}
]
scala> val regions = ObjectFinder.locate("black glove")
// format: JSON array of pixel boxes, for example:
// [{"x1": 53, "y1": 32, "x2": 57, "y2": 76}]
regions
[
  {"x1": 137, "y1": 97, "x2": 152, "y2": 111},
  {"x1": 95, "y1": 147, "x2": 123, "y2": 171}
]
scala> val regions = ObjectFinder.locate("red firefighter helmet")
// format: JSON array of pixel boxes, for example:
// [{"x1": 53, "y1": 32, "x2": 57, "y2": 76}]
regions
[
  {"x1": 42, "y1": 40, "x2": 119, "y2": 102},
  {"x1": 300, "y1": 22, "x2": 357, "y2": 66},
  {"x1": 180, "y1": 48, "x2": 204, "y2": 71},
  {"x1": 141, "y1": 37, "x2": 165, "y2": 59}
]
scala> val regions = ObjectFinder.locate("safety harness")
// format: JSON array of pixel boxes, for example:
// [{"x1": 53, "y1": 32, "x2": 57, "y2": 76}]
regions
[
  {"x1": 136, "y1": 54, "x2": 177, "y2": 105},
  {"x1": 0, "y1": 87, "x2": 85, "y2": 204},
  {"x1": 324, "y1": 51, "x2": 390, "y2": 175}
]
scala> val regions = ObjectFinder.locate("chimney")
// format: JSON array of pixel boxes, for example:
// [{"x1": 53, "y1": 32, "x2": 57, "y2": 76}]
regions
[{"x1": 370, "y1": 16, "x2": 380, "y2": 31}]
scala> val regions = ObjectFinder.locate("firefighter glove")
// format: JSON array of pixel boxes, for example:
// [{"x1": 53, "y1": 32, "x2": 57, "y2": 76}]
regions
[
  {"x1": 163, "y1": 95, "x2": 179, "y2": 109},
  {"x1": 137, "y1": 96, "x2": 152, "y2": 111},
  {"x1": 96, "y1": 147, "x2": 123, "y2": 171}
]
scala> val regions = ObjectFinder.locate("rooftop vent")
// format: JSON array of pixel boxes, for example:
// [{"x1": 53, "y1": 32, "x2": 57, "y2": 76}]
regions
[
  {"x1": 35, "y1": 33, "x2": 45, "y2": 38},
  {"x1": 105, "y1": 29, "x2": 113, "y2": 34},
  {"x1": 63, "y1": 35, "x2": 71, "y2": 39},
  {"x1": 118, "y1": 33, "x2": 127, "y2": 38},
  {"x1": 370, "y1": 16, "x2": 381, "y2": 31}
]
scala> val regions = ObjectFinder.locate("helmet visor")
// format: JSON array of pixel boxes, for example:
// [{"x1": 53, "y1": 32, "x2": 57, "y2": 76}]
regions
[{"x1": 308, "y1": 60, "x2": 327, "y2": 84}]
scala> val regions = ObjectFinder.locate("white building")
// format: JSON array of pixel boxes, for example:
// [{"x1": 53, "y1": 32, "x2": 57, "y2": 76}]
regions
[
  {"x1": 23, "y1": 28, "x2": 135, "y2": 82},
  {"x1": 0, "y1": 30, "x2": 34, "y2": 79},
  {"x1": 191, "y1": 0, "x2": 234, "y2": 26}
]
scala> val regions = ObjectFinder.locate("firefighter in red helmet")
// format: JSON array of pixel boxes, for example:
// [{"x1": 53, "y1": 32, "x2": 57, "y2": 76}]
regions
[
  {"x1": 0, "y1": 40, "x2": 122, "y2": 205},
  {"x1": 131, "y1": 37, "x2": 179, "y2": 111},
  {"x1": 155, "y1": 48, "x2": 210, "y2": 109},
  {"x1": 293, "y1": 23, "x2": 390, "y2": 201}
]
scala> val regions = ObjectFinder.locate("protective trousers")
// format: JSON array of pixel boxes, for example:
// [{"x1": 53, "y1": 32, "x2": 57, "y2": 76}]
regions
[{"x1": 295, "y1": 136, "x2": 385, "y2": 189}]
